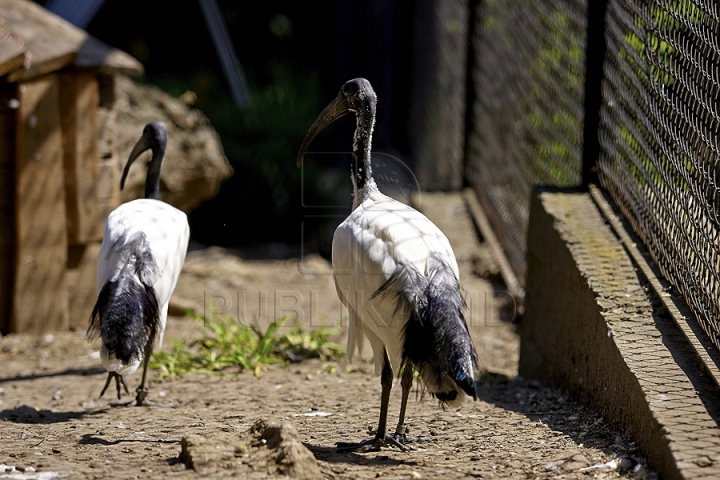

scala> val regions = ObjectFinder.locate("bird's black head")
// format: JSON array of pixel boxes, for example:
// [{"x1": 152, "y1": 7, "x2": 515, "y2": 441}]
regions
[
  {"x1": 142, "y1": 121, "x2": 168, "y2": 150},
  {"x1": 297, "y1": 78, "x2": 377, "y2": 166},
  {"x1": 121, "y1": 121, "x2": 169, "y2": 199},
  {"x1": 339, "y1": 78, "x2": 377, "y2": 113}
]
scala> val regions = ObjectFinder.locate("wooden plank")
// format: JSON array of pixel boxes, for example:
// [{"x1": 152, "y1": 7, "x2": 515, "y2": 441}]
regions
[
  {"x1": 0, "y1": 79, "x2": 16, "y2": 165},
  {"x1": 0, "y1": 22, "x2": 26, "y2": 78},
  {"x1": 0, "y1": 164, "x2": 13, "y2": 203},
  {"x1": 60, "y1": 73, "x2": 99, "y2": 245},
  {"x1": 0, "y1": 202, "x2": 13, "y2": 335},
  {"x1": 0, "y1": 0, "x2": 77, "y2": 82},
  {"x1": 96, "y1": 105, "x2": 120, "y2": 236},
  {"x1": 0, "y1": 0, "x2": 142, "y2": 82},
  {"x1": 0, "y1": 81, "x2": 14, "y2": 334},
  {"x1": 97, "y1": 74, "x2": 115, "y2": 108},
  {"x1": 13, "y1": 74, "x2": 68, "y2": 333},
  {"x1": 463, "y1": 188, "x2": 524, "y2": 302},
  {"x1": 75, "y1": 36, "x2": 143, "y2": 77},
  {"x1": 66, "y1": 243, "x2": 100, "y2": 331}
]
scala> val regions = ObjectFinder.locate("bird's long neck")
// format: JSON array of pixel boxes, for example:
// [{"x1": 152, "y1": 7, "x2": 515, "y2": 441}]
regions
[
  {"x1": 351, "y1": 107, "x2": 377, "y2": 207},
  {"x1": 145, "y1": 146, "x2": 165, "y2": 200}
]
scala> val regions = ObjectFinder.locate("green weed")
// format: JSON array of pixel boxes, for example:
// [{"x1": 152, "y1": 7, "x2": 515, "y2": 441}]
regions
[{"x1": 150, "y1": 310, "x2": 344, "y2": 380}]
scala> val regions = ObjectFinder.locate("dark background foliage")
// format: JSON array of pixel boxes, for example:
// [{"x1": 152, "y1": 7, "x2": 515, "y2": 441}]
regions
[{"x1": 51, "y1": 0, "x2": 417, "y2": 255}]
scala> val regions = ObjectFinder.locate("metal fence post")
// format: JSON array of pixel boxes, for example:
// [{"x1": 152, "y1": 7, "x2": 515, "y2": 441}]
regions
[{"x1": 581, "y1": 0, "x2": 609, "y2": 188}]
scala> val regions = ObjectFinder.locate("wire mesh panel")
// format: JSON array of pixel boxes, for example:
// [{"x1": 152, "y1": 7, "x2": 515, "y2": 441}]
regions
[
  {"x1": 599, "y1": 1, "x2": 720, "y2": 349},
  {"x1": 467, "y1": 0, "x2": 587, "y2": 282},
  {"x1": 410, "y1": 0, "x2": 469, "y2": 191}
]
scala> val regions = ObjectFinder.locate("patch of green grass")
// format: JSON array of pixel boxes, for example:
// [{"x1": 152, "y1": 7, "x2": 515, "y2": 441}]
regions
[
  {"x1": 277, "y1": 319, "x2": 345, "y2": 363},
  {"x1": 151, "y1": 340, "x2": 195, "y2": 380},
  {"x1": 150, "y1": 310, "x2": 344, "y2": 380}
]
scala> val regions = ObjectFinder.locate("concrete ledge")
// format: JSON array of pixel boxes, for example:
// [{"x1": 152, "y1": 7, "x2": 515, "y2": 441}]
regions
[{"x1": 520, "y1": 189, "x2": 720, "y2": 480}]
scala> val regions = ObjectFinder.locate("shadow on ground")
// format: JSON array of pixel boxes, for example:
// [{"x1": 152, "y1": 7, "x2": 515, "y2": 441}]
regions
[
  {"x1": 476, "y1": 372, "x2": 640, "y2": 457},
  {"x1": 79, "y1": 433, "x2": 180, "y2": 446},
  {"x1": 0, "y1": 366, "x2": 105, "y2": 384},
  {"x1": 0, "y1": 405, "x2": 109, "y2": 424},
  {"x1": 306, "y1": 443, "x2": 419, "y2": 467}
]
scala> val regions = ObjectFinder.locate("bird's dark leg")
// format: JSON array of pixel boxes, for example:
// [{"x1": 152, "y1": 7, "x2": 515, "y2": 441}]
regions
[
  {"x1": 99, "y1": 372, "x2": 130, "y2": 400},
  {"x1": 135, "y1": 352, "x2": 151, "y2": 403},
  {"x1": 119, "y1": 349, "x2": 175, "y2": 408},
  {"x1": 374, "y1": 349, "x2": 393, "y2": 437},
  {"x1": 99, "y1": 373, "x2": 113, "y2": 398},
  {"x1": 394, "y1": 365, "x2": 432, "y2": 444},
  {"x1": 118, "y1": 375, "x2": 130, "y2": 399},
  {"x1": 336, "y1": 350, "x2": 408, "y2": 452},
  {"x1": 110, "y1": 349, "x2": 175, "y2": 408},
  {"x1": 395, "y1": 365, "x2": 413, "y2": 436}
]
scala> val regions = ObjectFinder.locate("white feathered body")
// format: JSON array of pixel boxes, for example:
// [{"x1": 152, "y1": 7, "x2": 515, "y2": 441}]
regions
[
  {"x1": 332, "y1": 187, "x2": 461, "y2": 375},
  {"x1": 96, "y1": 199, "x2": 189, "y2": 376}
]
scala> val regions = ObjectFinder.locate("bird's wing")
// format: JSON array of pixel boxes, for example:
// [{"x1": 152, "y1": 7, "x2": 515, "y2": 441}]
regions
[
  {"x1": 97, "y1": 199, "x2": 190, "y2": 307},
  {"x1": 332, "y1": 195, "x2": 460, "y2": 373}
]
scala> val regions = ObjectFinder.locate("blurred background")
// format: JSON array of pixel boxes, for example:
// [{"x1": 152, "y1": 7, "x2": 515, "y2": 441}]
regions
[{"x1": 38, "y1": 0, "x2": 429, "y2": 256}]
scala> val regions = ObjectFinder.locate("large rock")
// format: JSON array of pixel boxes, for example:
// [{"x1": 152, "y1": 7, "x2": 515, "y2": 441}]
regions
[
  {"x1": 180, "y1": 419, "x2": 323, "y2": 479},
  {"x1": 113, "y1": 74, "x2": 233, "y2": 212}
]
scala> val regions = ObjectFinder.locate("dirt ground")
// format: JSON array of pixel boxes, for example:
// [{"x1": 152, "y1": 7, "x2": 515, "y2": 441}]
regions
[{"x1": 0, "y1": 194, "x2": 654, "y2": 479}]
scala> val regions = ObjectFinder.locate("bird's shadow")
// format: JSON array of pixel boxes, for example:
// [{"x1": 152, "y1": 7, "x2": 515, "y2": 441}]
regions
[
  {"x1": 79, "y1": 433, "x2": 179, "y2": 446},
  {"x1": 304, "y1": 443, "x2": 417, "y2": 467},
  {"x1": 0, "y1": 366, "x2": 106, "y2": 384},
  {"x1": 0, "y1": 405, "x2": 108, "y2": 424}
]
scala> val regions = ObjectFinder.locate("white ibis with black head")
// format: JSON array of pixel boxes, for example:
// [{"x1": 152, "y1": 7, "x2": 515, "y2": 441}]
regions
[
  {"x1": 298, "y1": 78, "x2": 480, "y2": 451},
  {"x1": 88, "y1": 121, "x2": 189, "y2": 407}
]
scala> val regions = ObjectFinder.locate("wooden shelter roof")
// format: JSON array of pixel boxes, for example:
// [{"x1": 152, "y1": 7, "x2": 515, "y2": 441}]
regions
[{"x1": 0, "y1": 0, "x2": 142, "y2": 82}]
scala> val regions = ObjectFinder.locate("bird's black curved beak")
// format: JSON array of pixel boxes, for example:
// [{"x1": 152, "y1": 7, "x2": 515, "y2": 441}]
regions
[
  {"x1": 297, "y1": 94, "x2": 352, "y2": 167},
  {"x1": 121, "y1": 131, "x2": 153, "y2": 191}
]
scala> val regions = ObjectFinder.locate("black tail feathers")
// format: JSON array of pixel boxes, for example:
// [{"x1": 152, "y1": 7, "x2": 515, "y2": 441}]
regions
[
  {"x1": 399, "y1": 254, "x2": 479, "y2": 404},
  {"x1": 88, "y1": 234, "x2": 161, "y2": 364}
]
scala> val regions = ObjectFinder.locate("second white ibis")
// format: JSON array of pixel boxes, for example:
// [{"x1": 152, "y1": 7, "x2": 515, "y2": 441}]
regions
[
  {"x1": 88, "y1": 121, "x2": 189, "y2": 407},
  {"x1": 297, "y1": 78, "x2": 480, "y2": 451}
]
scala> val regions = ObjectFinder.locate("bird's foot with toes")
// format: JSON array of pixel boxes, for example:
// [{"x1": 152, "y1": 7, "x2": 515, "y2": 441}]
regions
[{"x1": 336, "y1": 425, "x2": 432, "y2": 452}]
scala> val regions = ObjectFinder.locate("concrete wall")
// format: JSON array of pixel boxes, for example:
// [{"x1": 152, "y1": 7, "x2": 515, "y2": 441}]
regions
[{"x1": 520, "y1": 189, "x2": 720, "y2": 479}]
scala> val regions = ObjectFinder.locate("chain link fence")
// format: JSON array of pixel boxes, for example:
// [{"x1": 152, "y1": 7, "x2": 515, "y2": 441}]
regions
[
  {"x1": 598, "y1": 0, "x2": 720, "y2": 349},
  {"x1": 467, "y1": 0, "x2": 720, "y2": 350},
  {"x1": 467, "y1": 0, "x2": 587, "y2": 282}
]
